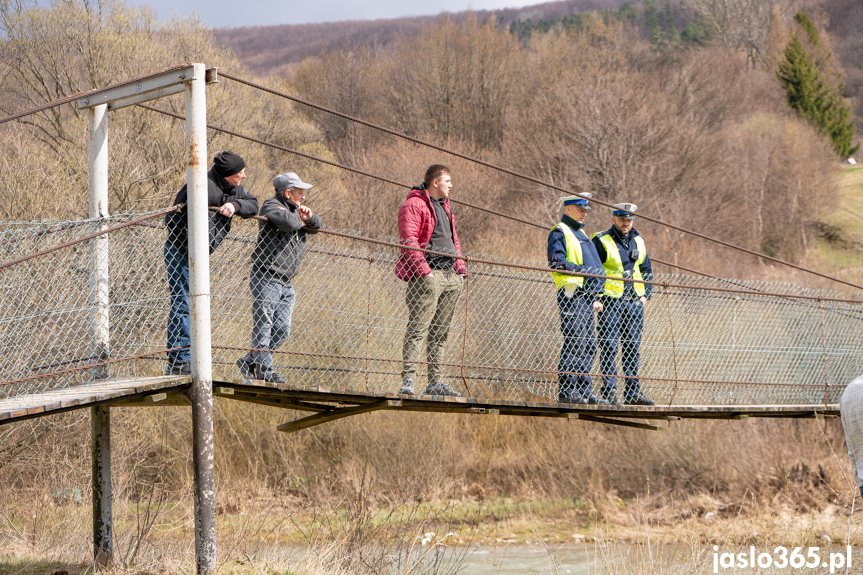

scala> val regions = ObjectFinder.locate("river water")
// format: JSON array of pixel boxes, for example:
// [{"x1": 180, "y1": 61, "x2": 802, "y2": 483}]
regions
[
  {"x1": 264, "y1": 541, "x2": 693, "y2": 573},
  {"x1": 460, "y1": 544, "x2": 594, "y2": 574}
]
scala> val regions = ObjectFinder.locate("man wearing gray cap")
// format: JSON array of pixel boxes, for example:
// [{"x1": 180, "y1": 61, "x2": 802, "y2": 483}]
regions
[
  {"x1": 164, "y1": 151, "x2": 259, "y2": 375},
  {"x1": 591, "y1": 203, "x2": 654, "y2": 406},
  {"x1": 235, "y1": 172, "x2": 321, "y2": 383}
]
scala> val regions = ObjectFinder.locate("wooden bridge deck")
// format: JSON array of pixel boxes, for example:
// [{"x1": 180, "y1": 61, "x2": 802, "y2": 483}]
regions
[
  {"x1": 0, "y1": 375, "x2": 839, "y2": 430},
  {"x1": 0, "y1": 376, "x2": 191, "y2": 424},
  {"x1": 212, "y1": 375, "x2": 839, "y2": 432}
]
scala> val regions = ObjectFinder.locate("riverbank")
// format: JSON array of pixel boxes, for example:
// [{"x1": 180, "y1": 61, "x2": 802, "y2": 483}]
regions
[
  {"x1": 2, "y1": 488, "x2": 862, "y2": 575},
  {"x1": 1, "y1": 408, "x2": 859, "y2": 574}
]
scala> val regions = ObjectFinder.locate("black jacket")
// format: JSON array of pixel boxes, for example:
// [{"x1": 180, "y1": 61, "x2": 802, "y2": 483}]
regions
[{"x1": 165, "y1": 169, "x2": 259, "y2": 254}]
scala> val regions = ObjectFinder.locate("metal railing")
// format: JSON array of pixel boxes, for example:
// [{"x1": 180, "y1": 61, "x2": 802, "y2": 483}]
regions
[{"x1": 2, "y1": 211, "x2": 860, "y2": 406}]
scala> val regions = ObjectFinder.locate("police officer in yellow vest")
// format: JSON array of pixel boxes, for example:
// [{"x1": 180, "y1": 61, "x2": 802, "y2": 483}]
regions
[
  {"x1": 591, "y1": 203, "x2": 655, "y2": 406},
  {"x1": 547, "y1": 193, "x2": 608, "y2": 404}
]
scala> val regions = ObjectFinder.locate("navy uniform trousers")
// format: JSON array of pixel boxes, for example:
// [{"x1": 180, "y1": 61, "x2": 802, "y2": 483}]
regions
[
  {"x1": 557, "y1": 289, "x2": 597, "y2": 399},
  {"x1": 597, "y1": 297, "x2": 644, "y2": 397}
]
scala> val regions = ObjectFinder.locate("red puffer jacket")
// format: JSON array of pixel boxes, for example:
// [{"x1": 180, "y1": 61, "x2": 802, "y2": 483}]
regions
[{"x1": 394, "y1": 186, "x2": 468, "y2": 281}]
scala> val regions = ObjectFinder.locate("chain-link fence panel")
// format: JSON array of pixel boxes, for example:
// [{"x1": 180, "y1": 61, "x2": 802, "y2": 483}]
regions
[
  {"x1": 2, "y1": 211, "x2": 862, "y2": 406},
  {"x1": 209, "y1": 217, "x2": 863, "y2": 406},
  {"x1": 0, "y1": 214, "x2": 172, "y2": 398}
]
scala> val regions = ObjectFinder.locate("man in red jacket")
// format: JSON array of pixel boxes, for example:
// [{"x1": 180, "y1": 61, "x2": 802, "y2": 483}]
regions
[{"x1": 395, "y1": 164, "x2": 468, "y2": 397}]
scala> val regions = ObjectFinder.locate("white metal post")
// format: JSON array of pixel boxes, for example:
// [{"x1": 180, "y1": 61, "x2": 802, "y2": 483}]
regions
[
  {"x1": 88, "y1": 103, "x2": 112, "y2": 569},
  {"x1": 88, "y1": 103, "x2": 110, "y2": 380},
  {"x1": 185, "y1": 62, "x2": 216, "y2": 575}
]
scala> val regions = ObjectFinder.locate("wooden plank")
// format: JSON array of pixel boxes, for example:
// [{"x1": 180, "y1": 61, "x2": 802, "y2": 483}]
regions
[
  {"x1": 276, "y1": 400, "x2": 396, "y2": 433},
  {"x1": 0, "y1": 376, "x2": 191, "y2": 425},
  {"x1": 111, "y1": 392, "x2": 190, "y2": 407},
  {"x1": 1, "y1": 373, "x2": 840, "y2": 427},
  {"x1": 217, "y1": 379, "x2": 842, "y2": 420}
]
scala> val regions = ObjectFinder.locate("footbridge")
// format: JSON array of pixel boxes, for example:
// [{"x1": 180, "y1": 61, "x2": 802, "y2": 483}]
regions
[
  {"x1": 1, "y1": 207, "x2": 856, "y2": 428},
  {"x1": 1, "y1": 63, "x2": 859, "y2": 572}
]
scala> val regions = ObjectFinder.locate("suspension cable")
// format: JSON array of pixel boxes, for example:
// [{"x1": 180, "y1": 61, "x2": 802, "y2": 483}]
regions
[
  {"x1": 137, "y1": 103, "x2": 710, "y2": 277},
  {"x1": 0, "y1": 65, "x2": 192, "y2": 126},
  {"x1": 315, "y1": 228, "x2": 863, "y2": 304},
  {"x1": 4, "y1": 70, "x2": 856, "y2": 289},
  {"x1": 220, "y1": 72, "x2": 863, "y2": 291}
]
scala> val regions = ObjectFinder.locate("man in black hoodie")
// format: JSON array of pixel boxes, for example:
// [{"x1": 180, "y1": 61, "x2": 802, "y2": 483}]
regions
[{"x1": 164, "y1": 151, "x2": 259, "y2": 375}]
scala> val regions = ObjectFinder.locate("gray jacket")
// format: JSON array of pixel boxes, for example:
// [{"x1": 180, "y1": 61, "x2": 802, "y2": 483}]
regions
[{"x1": 251, "y1": 194, "x2": 322, "y2": 281}]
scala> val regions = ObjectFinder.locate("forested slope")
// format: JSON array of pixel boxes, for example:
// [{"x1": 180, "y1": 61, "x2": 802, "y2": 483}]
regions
[{"x1": 1, "y1": 3, "x2": 862, "y2": 573}]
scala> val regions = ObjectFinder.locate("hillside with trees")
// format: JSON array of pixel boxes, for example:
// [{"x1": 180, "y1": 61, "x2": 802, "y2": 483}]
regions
[
  {"x1": 212, "y1": 0, "x2": 633, "y2": 75},
  {"x1": 223, "y1": 2, "x2": 859, "y2": 280},
  {"x1": 2, "y1": 1, "x2": 863, "y2": 573},
  {"x1": 215, "y1": 0, "x2": 863, "y2": 145}
]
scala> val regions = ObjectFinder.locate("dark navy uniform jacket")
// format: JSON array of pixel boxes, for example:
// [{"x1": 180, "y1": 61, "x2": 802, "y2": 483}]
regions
[
  {"x1": 592, "y1": 226, "x2": 654, "y2": 299},
  {"x1": 547, "y1": 214, "x2": 605, "y2": 296}
]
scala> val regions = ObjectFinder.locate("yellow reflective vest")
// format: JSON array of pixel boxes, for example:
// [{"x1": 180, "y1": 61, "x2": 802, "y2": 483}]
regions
[
  {"x1": 593, "y1": 231, "x2": 647, "y2": 298},
  {"x1": 550, "y1": 222, "x2": 584, "y2": 290}
]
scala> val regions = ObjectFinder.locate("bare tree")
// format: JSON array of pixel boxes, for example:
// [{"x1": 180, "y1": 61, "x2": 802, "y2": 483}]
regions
[
  {"x1": 381, "y1": 14, "x2": 521, "y2": 150},
  {"x1": 687, "y1": 0, "x2": 798, "y2": 68},
  {"x1": 0, "y1": 0, "x2": 337, "y2": 217}
]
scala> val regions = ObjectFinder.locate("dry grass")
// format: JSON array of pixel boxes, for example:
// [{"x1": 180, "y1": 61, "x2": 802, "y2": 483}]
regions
[
  {"x1": 804, "y1": 164, "x2": 863, "y2": 288},
  {"x1": 1, "y1": 398, "x2": 861, "y2": 573}
]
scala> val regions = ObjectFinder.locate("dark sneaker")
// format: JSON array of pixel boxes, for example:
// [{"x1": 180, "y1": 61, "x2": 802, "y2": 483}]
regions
[
  {"x1": 424, "y1": 382, "x2": 460, "y2": 397},
  {"x1": 582, "y1": 392, "x2": 609, "y2": 405},
  {"x1": 558, "y1": 393, "x2": 588, "y2": 404},
  {"x1": 235, "y1": 356, "x2": 256, "y2": 379},
  {"x1": 165, "y1": 361, "x2": 191, "y2": 375},
  {"x1": 398, "y1": 377, "x2": 416, "y2": 395},
  {"x1": 599, "y1": 388, "x2": 621, "y2": 405},
  {"x1": 258, "y1": 370, "x2": 285, "y2": 384},
  {"x1": 623, "y1": 392, "x2": 655, "y2": 406}
]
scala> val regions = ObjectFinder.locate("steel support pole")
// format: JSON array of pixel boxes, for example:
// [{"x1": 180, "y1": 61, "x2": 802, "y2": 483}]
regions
[
  {"x1": 89, "y1": 103, "x2": 110, "y2": 379},
  {"x1": 91, "y1": 405, "x2": 112, "y2": 567},
  {"x1": 88, "y1": 103, "x2": 112, "y2": 568},
  {"x1": 185, "y1": 62, "x2": 216, "y2": 575}
]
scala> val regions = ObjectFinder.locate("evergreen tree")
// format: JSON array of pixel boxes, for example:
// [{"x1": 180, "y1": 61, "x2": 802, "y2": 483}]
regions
[
  {"x1": 664, "y1": 1, "x2": 680, "y2": 42},
  {"x1": 793, "y1": 11, "x2": 819, "y2": 45},
  {"x1": 643, "y1": 0, "x2": 659, "y2": 32},
  {"x1": 778, "y1": 36, "x2": 823, "y2": 113},
  {"x1": 777, "y1": 17, "x2": 859, "y2": 158},
  {"x1": 681, "y1": 18, "x2": 710, "y2": 45}
]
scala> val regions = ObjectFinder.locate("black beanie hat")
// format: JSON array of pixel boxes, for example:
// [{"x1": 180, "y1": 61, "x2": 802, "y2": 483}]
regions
[{"x1": 212, "y1": 151, "x2": 246, "y2": 177}]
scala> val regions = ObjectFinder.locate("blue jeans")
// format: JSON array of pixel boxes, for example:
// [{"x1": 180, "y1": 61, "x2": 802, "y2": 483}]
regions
[
  {"x1": 597, "y1": 297, "x2": 644, "y2": 396},
  {"x1": 164, "y1": 241, "x2": 191, "y2": 365},
  {"x1": 557, "y1": 290, "x2": 597, "y2": 398},
  {"x1": 241, "y1": 272, "x2": 296, "y2": 376}
]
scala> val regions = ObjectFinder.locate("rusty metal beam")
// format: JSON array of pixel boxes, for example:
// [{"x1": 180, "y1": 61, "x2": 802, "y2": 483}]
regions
[
  {"x1": 578, "y1": 414, "x2": 666, "y2": 431},
  {"x1": 91, "y1": 406, "x2": 112, "y2": 568},
  {"x1": 277, "y1": 400, "x2": 397, "y2": 433}
]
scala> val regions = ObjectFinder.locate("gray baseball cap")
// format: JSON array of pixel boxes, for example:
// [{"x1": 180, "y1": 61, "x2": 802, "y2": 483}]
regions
[{"x1": 273, "y1": 172, "x2": 312, "y2": 192}]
